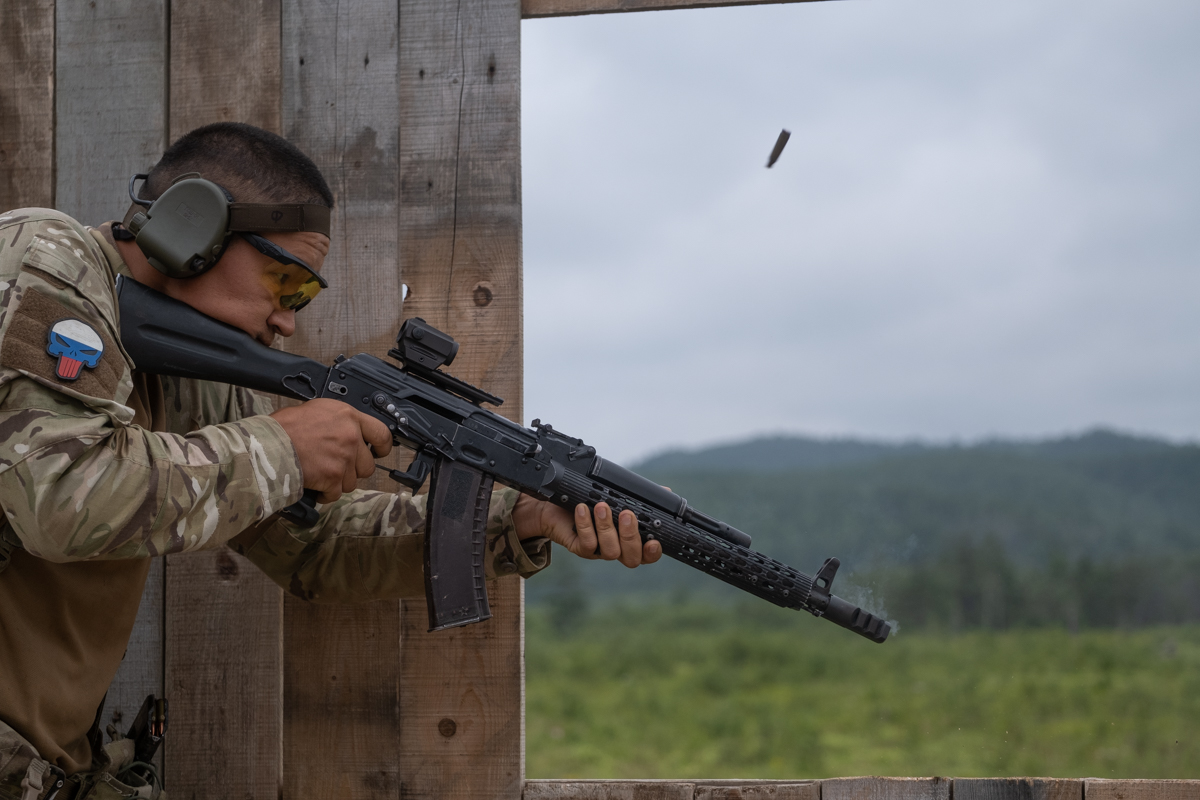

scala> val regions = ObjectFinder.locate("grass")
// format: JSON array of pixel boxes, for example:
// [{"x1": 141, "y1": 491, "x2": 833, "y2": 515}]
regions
[{"x1": 525, "y1": 602, "x2": 1200, "y2": 779}]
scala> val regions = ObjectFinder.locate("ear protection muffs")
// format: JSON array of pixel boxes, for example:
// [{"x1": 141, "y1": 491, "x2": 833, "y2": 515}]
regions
[
  {"x1": 125, "y1": 174, "x2": 234, "y2": 278},
  {"x1": 123, "y1": 173, "x2": 333, "y2": 279}
]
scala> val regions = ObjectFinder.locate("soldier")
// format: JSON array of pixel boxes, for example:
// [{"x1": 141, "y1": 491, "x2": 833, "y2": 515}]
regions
[{"x1": 0, "y1": 122, "x2": 660, "y2": 800}]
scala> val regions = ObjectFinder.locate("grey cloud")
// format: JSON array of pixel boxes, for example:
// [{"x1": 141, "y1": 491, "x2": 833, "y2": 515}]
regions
[{"x1": 521, "y1": 0, "x2": 1200, "y2": 463}]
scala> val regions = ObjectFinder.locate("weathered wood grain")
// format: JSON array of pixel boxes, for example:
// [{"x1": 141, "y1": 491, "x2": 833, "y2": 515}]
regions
[
  {"x1": 283, "y1": 0, "x2": 402, "y2": 364},
  {"x1": 397, "y1": 0, "x2": 525, "y2": 796},
  {"x1": 164, "y1": 2, "x2": 285, "y2": 796},
  {"x1": 1084, "y1": 780, "x2": 1200, "y2": 800},
  {"x1": 524, "y1": 780, "x2": 695, "y2": 800},
  {"x1": 823, "y1": 778, "x2": 952, "y2": 800},
  {"x1": 400, "y1": 578, "x2": 525, "y2": 799},
  {"x1": 695, "y1": 782, "x2": 821, "y2": 800},
  {"x1": 170, "y1": 0, "x2": 281, "y2": 137},
  {"x1": 164, "y1": 550, "x2": 283, "y2": 797},
  {"x1": 55, "y1": 0, "x2": 167, "y2": 225},
  {"x1": 280, "y1": 0, "x2": 404, "y2": 796},
  {"x1": 954, "y1": 778, "x2": 1081, "y2": 800},
  {"x1": 282, "y1": 600, "x2": 401, "y2": 798},
  {"x1": 55, "y1": 3, "x2": 168, "y2": 764},
  {"x1": 0, "y1": 0, "x2": 54, "y2": 211},
  {"x1": 521, "y1": 0, "x2": 827, "y2": 19},
  {"x1": 398, "y1": 0, "x2": 525, "y2": 392}
]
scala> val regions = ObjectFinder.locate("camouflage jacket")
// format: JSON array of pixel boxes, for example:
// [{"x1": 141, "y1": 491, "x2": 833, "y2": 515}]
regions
[{"x1": 0, "y1": 208, "x2": 550, "y2": 594}]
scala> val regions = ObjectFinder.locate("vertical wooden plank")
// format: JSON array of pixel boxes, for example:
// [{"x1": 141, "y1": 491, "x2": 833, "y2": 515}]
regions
[
  {"x1": 954, "y1": 778, "x2": 1081, "y2": 800},
  {"x1": 164, "y1": 551, "x2": 282, "y2": 797},
  {"x1": 164, "y1": 2, "x2": 284, "y2": 797},
  {"x1": 280, "y1": 0, "x2": 403, "y2": 796},
  {"x1": 55, "y1": 0, "x2": 167, "y2": 224},
  {"x1": 55, "y1": 0, "x2": 169, "y2": 749},
  {"x1": 0, "y1": 0, "x2": 54, "y2": 211},
  {"x1": 170, "y1": 0, "x2": 281, "y2": 136},
  {"x1": 397, "y1": 0, "x2": 525, "y2": 798}
]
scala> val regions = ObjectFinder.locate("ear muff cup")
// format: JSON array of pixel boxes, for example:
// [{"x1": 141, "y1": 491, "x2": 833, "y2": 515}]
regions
[{"x1": 126, "y1": 178, "x2": 235, "y2": 279}]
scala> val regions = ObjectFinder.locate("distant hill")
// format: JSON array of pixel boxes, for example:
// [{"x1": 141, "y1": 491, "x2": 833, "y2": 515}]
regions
[
  {"x1": 528, "y1": 429, "x2": 1200, "y2": 628},
  {"x1": 632, "y1": 428, "x2": 1180, "y2": 473},
  {"x1": 633, "y1": 436, "x2": 929, "y2": 473}
]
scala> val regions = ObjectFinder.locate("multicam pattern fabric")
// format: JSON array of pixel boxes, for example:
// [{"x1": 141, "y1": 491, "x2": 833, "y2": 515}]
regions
[
  {"x1": 0, "y1": 209, "x2": 303, "y2": 560},
  {"x1": 235, "y1": 485, "x2": 549, "y2": 603}
]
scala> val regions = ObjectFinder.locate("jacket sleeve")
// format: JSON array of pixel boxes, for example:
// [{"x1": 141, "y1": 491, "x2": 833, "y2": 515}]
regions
[
  {"x1": 231, "y1": 485, "x2": 552, "y2": 603},
  {"x1": 0, "y1": 376, "x2": 304, "y2": 560},
  {"x1": 0, "y1": 210, "x2": 305, "y2": 561}
]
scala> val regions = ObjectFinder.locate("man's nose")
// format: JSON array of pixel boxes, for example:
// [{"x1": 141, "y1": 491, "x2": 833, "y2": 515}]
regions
[{"x1": 269, "y1": 308, "x2": 297, "y2": 338}]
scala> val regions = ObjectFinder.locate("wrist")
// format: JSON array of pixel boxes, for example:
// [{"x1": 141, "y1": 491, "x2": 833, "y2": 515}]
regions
[{"x1": 511, "y1": 493, "x2": 543, "y2": 541}]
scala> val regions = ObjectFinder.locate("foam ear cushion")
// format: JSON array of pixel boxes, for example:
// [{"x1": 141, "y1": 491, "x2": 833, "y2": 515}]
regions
[{"x1": 133, "y1": 178, "x2": 233, "y2": 279}]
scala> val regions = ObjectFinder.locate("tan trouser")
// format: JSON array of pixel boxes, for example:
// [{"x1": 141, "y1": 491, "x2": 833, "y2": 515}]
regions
[{"x1": 0, "y1": 721, "x2": 163, "y2": 800}]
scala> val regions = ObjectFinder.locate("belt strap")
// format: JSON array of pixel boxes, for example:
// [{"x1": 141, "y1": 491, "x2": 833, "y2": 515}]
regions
[{"x1": 20, "y1": 759, "x2": 64, "y2": 800}]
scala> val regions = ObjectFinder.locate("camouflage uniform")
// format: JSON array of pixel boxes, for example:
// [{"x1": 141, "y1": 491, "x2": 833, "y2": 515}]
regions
[{"x1": 0, "y1": 208, "x2": 549, "y2": 792}]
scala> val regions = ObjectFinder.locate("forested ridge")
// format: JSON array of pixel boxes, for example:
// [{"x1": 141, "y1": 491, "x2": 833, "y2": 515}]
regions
[{"x1": 527, "y1": 429, "x2": 1200, "y2": 630}]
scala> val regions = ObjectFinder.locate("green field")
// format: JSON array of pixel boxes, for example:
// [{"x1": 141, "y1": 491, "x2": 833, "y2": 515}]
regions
[{"x1": 525, "y1": 603, "x2": 1200, "y2": 780}]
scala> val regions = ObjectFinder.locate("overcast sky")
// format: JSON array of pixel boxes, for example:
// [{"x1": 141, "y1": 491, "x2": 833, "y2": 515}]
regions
[{"x1": 519, "y1": 0, "x2": 1200, "y2": 465}]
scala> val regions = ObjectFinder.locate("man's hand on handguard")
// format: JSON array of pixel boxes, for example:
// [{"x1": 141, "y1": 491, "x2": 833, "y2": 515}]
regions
[
  {"x1": 270, "y1": 399, "x2": 392, "y2": 503},
  {"x1": 511, "y1": 496, "x2": 662, "y2": 569}
]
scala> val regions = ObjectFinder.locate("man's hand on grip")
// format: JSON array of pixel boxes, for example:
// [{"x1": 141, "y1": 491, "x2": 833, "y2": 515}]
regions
[{"x1": 271, "y1": 399, "x2": 392, "y2": 503}]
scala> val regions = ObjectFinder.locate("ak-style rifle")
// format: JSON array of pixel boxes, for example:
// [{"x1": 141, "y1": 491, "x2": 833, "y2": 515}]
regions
[{"x1": 116, "y1": 276, "x2": 890, "y2": 642}]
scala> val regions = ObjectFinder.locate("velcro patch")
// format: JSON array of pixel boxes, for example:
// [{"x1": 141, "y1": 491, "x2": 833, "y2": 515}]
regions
[{"x1": 1, "y1": 288, "x2": 122, "y2": 400}]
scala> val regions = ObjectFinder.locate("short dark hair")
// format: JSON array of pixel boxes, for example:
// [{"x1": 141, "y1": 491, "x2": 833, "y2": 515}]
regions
[{"x1": 144, "y1": 122, "x2": 333, "y2": 208}]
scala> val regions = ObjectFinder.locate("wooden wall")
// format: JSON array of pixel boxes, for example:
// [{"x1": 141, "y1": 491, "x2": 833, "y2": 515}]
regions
[{"x1": 0, "y1": 1, "x2": 523, "y2": 798}]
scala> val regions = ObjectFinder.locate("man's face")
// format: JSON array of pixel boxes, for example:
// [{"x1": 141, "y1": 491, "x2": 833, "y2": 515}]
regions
[{"x1": 167, "y1": 231, "x2": 330, "y2": 346}]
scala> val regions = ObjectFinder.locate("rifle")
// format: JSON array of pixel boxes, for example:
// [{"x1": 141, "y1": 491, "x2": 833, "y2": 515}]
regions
[{"x1": 115, "y1": 276, "x2": 891, "y2": 643}]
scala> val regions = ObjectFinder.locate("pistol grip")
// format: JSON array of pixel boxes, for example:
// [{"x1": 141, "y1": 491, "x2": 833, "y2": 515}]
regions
[
  {"x1": 280, "y1": 489, "x2": 321, "y2": 527},
  {"x1": 424, "y1": 460, "x2": 494, "y2": 632}
]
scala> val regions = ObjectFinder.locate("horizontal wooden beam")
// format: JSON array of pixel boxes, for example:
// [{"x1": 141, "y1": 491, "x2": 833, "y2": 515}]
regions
[
  {"x1": 524, "y1": 780, "x2": 1200, "y2": 800},
  {"x1": 522, "y1": 0, "x2": 832, "y2": 19}
]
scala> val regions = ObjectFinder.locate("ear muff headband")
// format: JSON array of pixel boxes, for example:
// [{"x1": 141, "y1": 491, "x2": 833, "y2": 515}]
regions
[{"x1": 123, "y1": 173, "x2": 332, "y2": 280}]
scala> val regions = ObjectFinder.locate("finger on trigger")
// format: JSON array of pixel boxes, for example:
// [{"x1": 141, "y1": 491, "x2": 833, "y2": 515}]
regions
[
  {"x1": 359, "y1": 410, "x2": 393, "y2": 457},
  {"x1": 355, "y1": 439, "x2": 377, "y2": 479}
]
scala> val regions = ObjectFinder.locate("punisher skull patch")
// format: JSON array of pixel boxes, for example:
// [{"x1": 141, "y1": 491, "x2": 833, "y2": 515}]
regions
[{"x1": 46, "y1": 319, "x2": 105, "y2": 380}]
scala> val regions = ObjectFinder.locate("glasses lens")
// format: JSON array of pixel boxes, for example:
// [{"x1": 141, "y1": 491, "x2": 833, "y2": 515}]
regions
[
  {"x1": 243, "y1": 233, "x2": 327, "y2": 312},
  {"x1": 265, "y1": 263, "x2": 325, "y2": 311}
]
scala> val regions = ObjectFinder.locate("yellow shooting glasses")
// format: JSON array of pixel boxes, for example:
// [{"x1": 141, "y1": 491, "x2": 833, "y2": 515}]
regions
[{"x1": 242, "y1": 232, "x2": 328, "y2": 312}]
